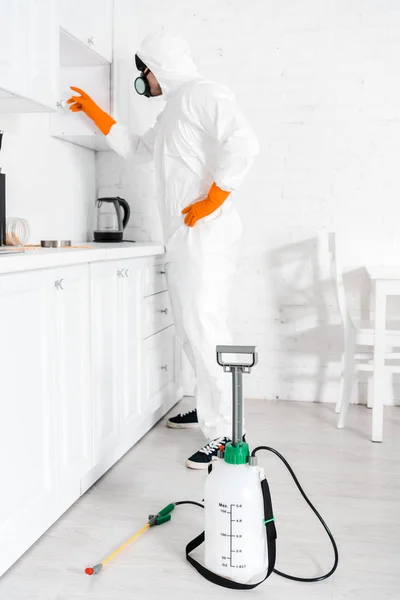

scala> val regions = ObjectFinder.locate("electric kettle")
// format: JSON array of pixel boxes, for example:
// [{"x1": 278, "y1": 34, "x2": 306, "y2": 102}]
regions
[{"x1": 94, "y1": 197, "x2": 131, "y2": 242}]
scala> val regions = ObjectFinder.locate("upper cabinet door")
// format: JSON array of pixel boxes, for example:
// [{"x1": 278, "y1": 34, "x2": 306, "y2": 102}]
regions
[
  {"x1": 0, "y1": 0, "x2": 58, "y2": 112},
  {"x1": 27, "y1": 0, "x2": 59, "y2": 110},
  {"x1": 59, "y1": 0, "x2": 113, "y2": 63},
  {"x1": 0, "y1": 0, "x2": 29, "y2": 99}
]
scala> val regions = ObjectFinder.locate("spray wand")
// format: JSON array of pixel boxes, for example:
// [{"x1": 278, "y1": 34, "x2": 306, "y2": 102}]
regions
[{"x1": 85, "y1": 503, "x2": 177, "y2": 575}]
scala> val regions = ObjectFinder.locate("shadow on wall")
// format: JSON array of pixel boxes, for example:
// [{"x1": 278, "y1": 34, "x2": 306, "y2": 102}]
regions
[{"x1": 268, "y1": 235, "x2": 371, "y2": 404}]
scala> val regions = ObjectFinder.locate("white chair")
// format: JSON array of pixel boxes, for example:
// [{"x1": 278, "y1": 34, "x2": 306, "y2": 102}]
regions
[{"x1": 326, "y1": 232, "x2": 400, "y2": 442}]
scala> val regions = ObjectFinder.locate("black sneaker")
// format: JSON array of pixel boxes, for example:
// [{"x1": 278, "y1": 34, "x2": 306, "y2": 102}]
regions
[
  {"x1": 167, "y1": 408, "x2": 199, "y2": 429},
  {"x1": 186, "y1": 437, "x2": 230, "y2": 470}
]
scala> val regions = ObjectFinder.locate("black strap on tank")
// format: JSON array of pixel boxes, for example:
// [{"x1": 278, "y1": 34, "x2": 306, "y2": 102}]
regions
[{"x1": 185, "y1": 477, "x2": 277, "y2": 590}]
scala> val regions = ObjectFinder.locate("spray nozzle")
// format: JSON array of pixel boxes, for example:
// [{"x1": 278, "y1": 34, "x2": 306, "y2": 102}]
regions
[{"x1": 148, "y1": 503, "x2": 176, "y2": 526}]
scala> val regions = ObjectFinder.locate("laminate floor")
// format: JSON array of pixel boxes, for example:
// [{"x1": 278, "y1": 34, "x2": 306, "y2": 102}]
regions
[{"x1": 1, "y1": 400, "x2": 399, "y2": 600}]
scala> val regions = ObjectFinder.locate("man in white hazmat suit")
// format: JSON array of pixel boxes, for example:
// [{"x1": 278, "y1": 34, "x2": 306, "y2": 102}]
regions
[{"x1": 68, "y1": 32, "x2": 259, "y2": 469}]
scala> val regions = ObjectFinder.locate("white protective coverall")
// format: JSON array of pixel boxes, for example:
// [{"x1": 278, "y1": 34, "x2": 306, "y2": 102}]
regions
[{"x1": 106, "y1": 33, "x2": 259, "y2": 440}]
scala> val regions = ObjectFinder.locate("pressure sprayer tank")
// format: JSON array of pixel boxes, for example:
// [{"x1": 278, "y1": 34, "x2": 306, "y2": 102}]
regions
[
  {"x1": 205, "y1": 446, "x2": 268, "y2": 583},
  {"x1": 204, "y1": 346, "x2": 268, "y2": 584}
]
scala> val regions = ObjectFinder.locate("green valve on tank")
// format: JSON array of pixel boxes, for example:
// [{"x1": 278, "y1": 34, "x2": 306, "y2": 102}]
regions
[{"x1": 224, "y1": 441, "x2": 250, "y2": 465}]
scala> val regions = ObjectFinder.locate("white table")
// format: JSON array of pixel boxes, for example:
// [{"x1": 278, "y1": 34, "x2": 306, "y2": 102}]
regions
[{"x1": 367, "y1": 266, "x2": 400, "y2": 441}]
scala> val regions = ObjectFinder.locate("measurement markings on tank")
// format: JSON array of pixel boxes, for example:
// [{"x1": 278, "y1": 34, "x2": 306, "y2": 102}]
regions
[
  {"x1": 220, "y1": 503, "x2": 246, "y2": 568},
  {"x1": 230, "y1": 504, "x2": 245, "y2": 568},
  {"x1": 230, "y1": 505, "x2": 233, "y2": 566}
]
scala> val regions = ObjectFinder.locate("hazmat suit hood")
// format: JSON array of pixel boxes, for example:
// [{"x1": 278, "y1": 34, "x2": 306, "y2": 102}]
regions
[{"x1": 136, "y1": 32, "x2": 200, "y2": 97}]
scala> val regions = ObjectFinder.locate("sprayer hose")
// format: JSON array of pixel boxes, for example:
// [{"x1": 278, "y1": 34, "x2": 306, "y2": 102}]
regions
[
  {"x1": 251, "y1": 445, "x2": 339, "y2": 582},
  {"x1": 175, "y1": 501, "x2": 205, "y2": 509}
]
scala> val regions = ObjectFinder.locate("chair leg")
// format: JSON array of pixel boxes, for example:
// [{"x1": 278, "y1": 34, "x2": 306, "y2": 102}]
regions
[
  {"x1": 335, "y1": 353, "x2": 346, "y2": 414},
  {"x1": 371, "y1": 288, "x2": 386, "y2": 443},
  {"x1": 337, "y1": 329, "x2": 356, "y2": 429},
  {"x1": 367, "y1": 376, "x2": 374, "y2": 409},
  {"x1": 372, "y1": 360, "x2": 384, "y2": 442}
]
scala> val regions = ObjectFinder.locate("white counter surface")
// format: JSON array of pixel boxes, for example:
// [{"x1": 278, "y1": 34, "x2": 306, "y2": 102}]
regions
[{"x1": 0, "y1": 242, "x2": 165, "y2": 275}]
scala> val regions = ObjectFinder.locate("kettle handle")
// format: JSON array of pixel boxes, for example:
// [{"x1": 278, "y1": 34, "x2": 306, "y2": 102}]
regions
[{"x1": 117, "y1": 197, "x2": 131, "y2": 230}]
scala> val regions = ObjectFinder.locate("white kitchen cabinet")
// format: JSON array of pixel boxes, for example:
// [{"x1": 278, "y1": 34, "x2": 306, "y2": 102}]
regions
[
  {"x1": 119, "y1": 261, "x2": 144, "y2": 452},
  {"x1": 59, "y1": 0, "x2": 114, "y2": 64},
  {"x1": 143, "y1": 291, "x2": 174, "y2": 339},
  {"x1": 141, "y1": 258, "x2": 180, "y2": 417},
  {"x1": 51, "y1": 60, "x2": 111, "y2": 150},
  {"x1": 143, "y1": 261, "x2": 168, "y2": 297},
  {"x1": 90, "y1": 260, "x2": 121, "y2": 467},
  {"x1": 137, "y1": 257, "x2": 182, "y2": 423},
  {"x1": 0, "y1": 0, "x2": 113, "y2": 137},
  {"x1": 0, "y1": 249, "x2": 181, "y2": 576},
  {"x1": 0, "y1": 269, "x2": 56, "y2": 576},
  {"x1": 90, "y1": 258, "x2": 143, "y2": 477},
  {"x1": 0, "y1": 265, "x2": 93, "y2": 573},
  {"x1": 88, "y1": 257, "x2": 181, "y2": 486},
  {"x1": 0, "y1": 0, "x2": 58, "y2": 113},
  {"x1": 51, "y1": 29, "x2": 112, "y2": 150},
  {"x1": 53, "y1": 265, "x2": 92, "y2": 507},
  {"x1": 0, "y1": 265, "x2": 92, "y2": 576},
  {"x1": 143, "y1": 326, "x2": 177, "y2": 414}
]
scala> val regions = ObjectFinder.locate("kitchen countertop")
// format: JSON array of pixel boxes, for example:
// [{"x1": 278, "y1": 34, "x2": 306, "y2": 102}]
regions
[{"x1": 0, "y1": 242, "x2": 165, "y2": 275}]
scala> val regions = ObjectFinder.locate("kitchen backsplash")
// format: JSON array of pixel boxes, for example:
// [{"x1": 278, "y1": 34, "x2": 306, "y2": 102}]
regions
[
  {"x1": 0, "y1": 113, "x2": 96, "y2": 244},
  {"x1": 96, "y1": 149, "x2": 164, "y2": 244}
]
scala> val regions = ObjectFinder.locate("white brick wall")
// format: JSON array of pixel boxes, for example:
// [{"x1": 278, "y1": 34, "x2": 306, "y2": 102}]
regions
[{"x1": 97, "y1": 0, "x2": 400, "y2": 404}]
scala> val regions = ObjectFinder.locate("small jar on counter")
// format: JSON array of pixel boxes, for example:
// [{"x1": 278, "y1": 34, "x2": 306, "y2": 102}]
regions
[{"x1": 6, "y1": 218, "x2": 30, "y2": 246}]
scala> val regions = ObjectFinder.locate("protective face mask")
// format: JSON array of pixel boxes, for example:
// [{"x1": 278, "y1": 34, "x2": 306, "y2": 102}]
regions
[{"x1": 134, "y1": 73, "x2": 151, "y2": 97}]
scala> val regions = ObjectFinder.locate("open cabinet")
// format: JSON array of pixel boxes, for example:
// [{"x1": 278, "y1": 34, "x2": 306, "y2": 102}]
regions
[
  {"x1": 0, "y1": 0, "x2": 114, "y2": 150},
  {"x1": 50, "y1": 29, "x2": 112, "y2": 150}
]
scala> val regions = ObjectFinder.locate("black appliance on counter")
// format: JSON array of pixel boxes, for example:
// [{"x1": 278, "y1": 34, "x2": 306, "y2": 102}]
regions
[
  {"x1": 0, "y1": 173, "x2": 5, "y2": 246},
  {"x1": 94, "y1": 197, "x2": 131, "y2": 243}
]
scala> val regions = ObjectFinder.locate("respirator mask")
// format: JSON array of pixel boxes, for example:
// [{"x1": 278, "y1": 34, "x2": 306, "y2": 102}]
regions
[{"x1": 134, "y1": 54, "x2": 151, "y2": 97}]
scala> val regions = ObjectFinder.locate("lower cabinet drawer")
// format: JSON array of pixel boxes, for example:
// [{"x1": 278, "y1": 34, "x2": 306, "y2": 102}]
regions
[
  {"x1": 143, "y1": 326, "x2": 175, "y2": 404},
  {"x1": 143, "y1": 260, "x2": 167, "y2": 297},
  {"x1": 143, "y1": 291, "x2": 173, "y2": 338}
]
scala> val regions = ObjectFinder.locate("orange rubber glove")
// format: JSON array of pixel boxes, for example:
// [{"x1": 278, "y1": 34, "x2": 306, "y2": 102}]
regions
[
  {"x1": 182, "y1": 183, "x2": 230, "y2": 227},
  {"x1": 67, "y1": 87, "x2": 116, "y2": 135}
]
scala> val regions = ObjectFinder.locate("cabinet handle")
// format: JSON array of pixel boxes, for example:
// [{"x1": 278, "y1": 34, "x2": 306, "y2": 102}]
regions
[
  {"x1": 161, "y1": 365, "x2": 168, "y2": 371},
  {"x1": 87, "y1": 37, "x2": 95, "y2": 46},
  {"x1": 124, "y1": 269, "x2": 129, "y2": 278},
  {"x1": 56, "y1": 100, "x2": 66, "y2": 110},
  {"x1": 117, "y1": 270, "x2": 124, "y2": 278},
  {"x1": 59, "y1": 278, "x2": 64, "y2": 290},
  {"x1": 159, "y1": 270, "x2": 166, "y2": 275},
  {"x1": 160, "y1": 308, "x2": 168, "y2": 315},
  {"x1": 54, "y1": 279, "x2": 64, "y2": 290}
]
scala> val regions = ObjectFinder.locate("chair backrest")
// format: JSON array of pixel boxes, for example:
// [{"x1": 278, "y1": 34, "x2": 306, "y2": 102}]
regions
[{"x1": 321, "y1": 231, "x2": 353, "y2": 329}]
